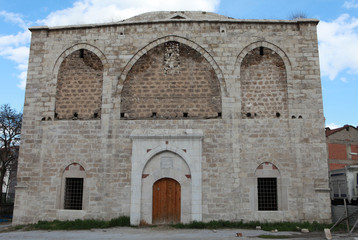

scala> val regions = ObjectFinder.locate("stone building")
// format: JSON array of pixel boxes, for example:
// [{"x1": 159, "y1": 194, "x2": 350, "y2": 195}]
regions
[
  {"x1": 13, "y1": 11, "x2": 331, "y2": 225},
  {"x1": 326, "y1": 125, "x2": 358, "y2": 170}
]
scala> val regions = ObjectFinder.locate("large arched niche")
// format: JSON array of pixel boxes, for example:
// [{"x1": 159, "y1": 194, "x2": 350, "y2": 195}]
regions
[
  {"x1": 120, "y1": 40, "x2": 222, "y2": 119},
  {"x1": 235, "y1": 42, "x2": 291, "y2": 120},
  {"x1": 55, "y1": 47, "x2": 104, "y2": 120},
  {"x1": 241, "y1": 47, "x2": 288, "y2": 119}
]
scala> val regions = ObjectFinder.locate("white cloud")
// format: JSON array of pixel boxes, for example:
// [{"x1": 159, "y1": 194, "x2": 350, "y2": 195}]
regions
[
  {"x1": 0, "y1": 31, "x2": 30, "y2": 47},
  {"x1": 0, "y1": 46, "x2": 30, "y2": 66},
  {"x1": 318, "y1": 14, "x2": 358, "y2": 80},
  {"x1": 0, "y1": 12, "x2": 31, "y2": 90},
  {"x1": 0, "y1": 11, "x2": 29, "y2": 29},
  {"x1": 38, "y1": 0, "x2": 220, "y2": 26},
  {"x1": 344, "y1": 0, "x2": 358, "y2": 9},
  {"x1": 17, "y1": 71, "x2": 27, "y2": 90},
  {"x1": 340, "y1": 77, "x2": 348, "y2": 83},
  {"x1": 326, "y1": 123, "x2": 341, "y2": 129}
]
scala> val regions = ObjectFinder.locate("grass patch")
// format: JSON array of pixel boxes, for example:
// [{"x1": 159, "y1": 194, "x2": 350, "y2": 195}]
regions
[
  {"x1": 18, "y1": 216, "x2": 130, "y2": 231},
  {"x1": 171, "y1": 220, "x2": 339, "y2": 232}
]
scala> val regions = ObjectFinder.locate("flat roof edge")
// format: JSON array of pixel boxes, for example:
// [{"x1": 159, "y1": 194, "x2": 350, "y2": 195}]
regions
[{"x1": 28, "y1": 18, "x2": 319, "y2": 31}]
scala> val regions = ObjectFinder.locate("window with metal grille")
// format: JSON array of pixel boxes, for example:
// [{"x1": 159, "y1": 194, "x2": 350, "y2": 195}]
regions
[
  {"x1": 258, "y1": 178, "x2": 277, "y2": 211},
  {"x1": 64, "y1": 178, "x2": 83, "y2": 210}
]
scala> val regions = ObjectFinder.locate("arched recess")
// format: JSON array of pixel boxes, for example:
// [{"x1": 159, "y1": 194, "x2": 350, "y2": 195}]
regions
[
  {"x1": 141, "y1": 151, "x2": 191, "y2": 224},
  {"x1": 59, "y1": 163, "x2": 88, "y2": 211},
  {"x1": 235, "y1": 41, "x2": 291, "y2": 119},
  {"x1": 53, "y1": 44, "x2": 108, "y2": 120},
  {"x1": 129, "y1": 129, "x2": 203, "y2": 225},
  {"x1": 254, "y1": 162, "x2": 287, "y2": 211},
  {"x1": 117, "y1": 36, "x2": 227, "y2": 119}
]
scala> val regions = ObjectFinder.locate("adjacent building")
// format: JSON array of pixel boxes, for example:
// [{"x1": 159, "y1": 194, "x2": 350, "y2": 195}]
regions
[{"x1": 326, "y1": 125, "x2": 358, "y2": 170}]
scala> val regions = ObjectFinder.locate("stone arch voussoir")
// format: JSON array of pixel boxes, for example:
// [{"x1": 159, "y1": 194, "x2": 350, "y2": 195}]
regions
[
  {"x1": 141, "y1": 145, "x2": 193, "y2": 176},
  {"x1": 253, "y1": 160, "x2": 282, "y2": 175},
  {"x1": 234, "y1": 41, "x2": 291, "y2": 79},
  {"x1": 58, "y1": 161, "x2": 89, "y2": 176},
  {"x1": 52, "y1": 43, "x2": 108, "y2": 79}
]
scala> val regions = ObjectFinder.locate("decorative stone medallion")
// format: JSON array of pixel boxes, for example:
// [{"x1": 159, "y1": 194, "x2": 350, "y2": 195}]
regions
[{"x1": 164, "y1": 41, "x2": 180, "y2": 75}]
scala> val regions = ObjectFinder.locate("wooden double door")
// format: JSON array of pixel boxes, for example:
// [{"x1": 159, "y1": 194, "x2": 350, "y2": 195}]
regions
[{"x1": 152, "y1": 178, "x2": 181, "y2": 224}]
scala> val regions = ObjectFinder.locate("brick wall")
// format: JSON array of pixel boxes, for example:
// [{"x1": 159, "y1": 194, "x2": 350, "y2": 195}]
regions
[
  {"x1": 351, "y1": 145, "x2": 358, "y2": 160},
  {"x1": 241, "y1": 47, "x2": 288, "y2": 119},
  {"x1": 328, "y1": 143, "x2": 347, "y2": 160},
  {"x1": 56, "y1": 49, "x2": 103, "y2": 120},
  {"x1": 330, "y1": 163, "x2": 347, "y2": 170},
  {"x1": 120, "y1": 41, "x2": 221, "y2": 119}
]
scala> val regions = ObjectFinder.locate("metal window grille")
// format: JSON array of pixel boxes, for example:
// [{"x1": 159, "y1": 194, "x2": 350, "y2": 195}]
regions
[
  {"x1": 258, "y1": 178, "x2": 277, "y2": 211},
  {"x1": 64, "y1": 178, "x2": 83, "y2": 210}
]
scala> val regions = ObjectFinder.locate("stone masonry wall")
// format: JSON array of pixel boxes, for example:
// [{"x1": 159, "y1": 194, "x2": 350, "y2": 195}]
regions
[
  {"x1": 56, "y1": 49, "x2": 103, "y2": 120},
  {"x1": 121, "y1": 41, "x2": 221, "y2": 119},
  {"x1": 13, "y1": 13, "x2": 330, "y2": 225}
]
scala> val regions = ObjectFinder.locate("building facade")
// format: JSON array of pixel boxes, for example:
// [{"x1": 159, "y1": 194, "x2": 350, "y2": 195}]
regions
[
  {"x1": 13, "y1": 11, "x2": 331, "y2": 225},
  {"x1": 326, "y1": 125, "x2": 358, "y2": 170}
]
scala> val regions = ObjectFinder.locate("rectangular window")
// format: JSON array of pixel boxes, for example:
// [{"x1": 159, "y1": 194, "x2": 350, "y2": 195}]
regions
[
  {"x1": 64, "y1": 178, "x2": 83, "y2": 210},
  {"x1": 258, "y1": 178, "x2": 277, "y2": 211}
]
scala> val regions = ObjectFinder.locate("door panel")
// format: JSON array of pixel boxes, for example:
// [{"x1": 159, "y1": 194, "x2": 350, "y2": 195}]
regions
[{"x1": 152, "y1": 178, "x2": 181, "y2": 224}]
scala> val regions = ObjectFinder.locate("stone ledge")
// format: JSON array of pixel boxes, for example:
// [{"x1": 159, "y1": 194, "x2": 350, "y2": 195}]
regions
[
  {"x1": 57, "y1": 210, "x2": 87, "y2": 221},
  {"x1": 130, "y1": 129, "x2": 203, "y2": 139},
  {"x1": 314, "y1": 188, "x2": 330, "y2": 192}
]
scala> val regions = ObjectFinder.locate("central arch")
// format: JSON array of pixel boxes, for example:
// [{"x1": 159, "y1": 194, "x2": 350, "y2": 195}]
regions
[
  {"x1": 120, "y1": 40, "x2": 222, "y2": 119},
  {"x1": 116, "y1": 35, "x2": 227, "y2": 97}
]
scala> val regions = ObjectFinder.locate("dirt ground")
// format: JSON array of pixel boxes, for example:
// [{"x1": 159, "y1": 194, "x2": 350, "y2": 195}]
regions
[{"x1": 0, "y1": 226, "x2": 357, "y2": 240}]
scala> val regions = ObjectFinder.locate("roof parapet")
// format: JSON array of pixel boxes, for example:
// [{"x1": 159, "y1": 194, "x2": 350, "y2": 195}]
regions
[{"x1": 28, "y1": 12, "x2": 319, "y2": 32}]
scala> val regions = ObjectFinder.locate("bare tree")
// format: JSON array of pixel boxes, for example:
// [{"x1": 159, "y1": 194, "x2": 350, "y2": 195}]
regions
[{"x1": 0, "y1": 104, "x2": 22, "y2": 203}]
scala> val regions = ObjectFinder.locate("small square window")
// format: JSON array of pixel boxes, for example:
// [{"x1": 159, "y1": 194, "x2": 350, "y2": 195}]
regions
[
  {"x1": 64, "y1": 178, "x2": 84, "y2": 210},
  {"x1": 258, "y1": 178, "x2": 277, "y2": 211}
]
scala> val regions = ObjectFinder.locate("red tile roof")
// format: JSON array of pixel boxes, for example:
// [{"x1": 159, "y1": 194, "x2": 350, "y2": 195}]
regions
[{"x1": 325, "y1": 125, "x2": 358, "y2": 137}]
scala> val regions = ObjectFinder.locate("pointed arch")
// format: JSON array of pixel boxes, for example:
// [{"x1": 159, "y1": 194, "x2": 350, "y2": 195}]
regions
[
  {"x1": 255, "y1": 162, "x2": 280, "y2": 177},
  {"x1": 234, "y1": 41, "x2": 292, "y2": 78},
  {"x1": 115, "y1": 35, "x2": 227, "y2": 97},
  {"x1": 141, "y1": 146, "x2": 193, "y2": 175},
  {"x1": 52, "y1": 43, "x2": 108, "y2": 76},
  {"x1": 116, "y1": 36, "x2": 226, "y2": 119}
]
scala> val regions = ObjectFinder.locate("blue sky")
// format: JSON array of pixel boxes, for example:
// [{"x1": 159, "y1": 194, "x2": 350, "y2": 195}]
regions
[{"x1": 0, "y1": 0, "x2": 357, "y2": 128}]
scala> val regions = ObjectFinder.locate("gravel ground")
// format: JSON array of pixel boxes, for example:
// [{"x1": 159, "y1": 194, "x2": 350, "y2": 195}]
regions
[{"x1": 0, "y1": 226, "x2": 357, "y2": 240}]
